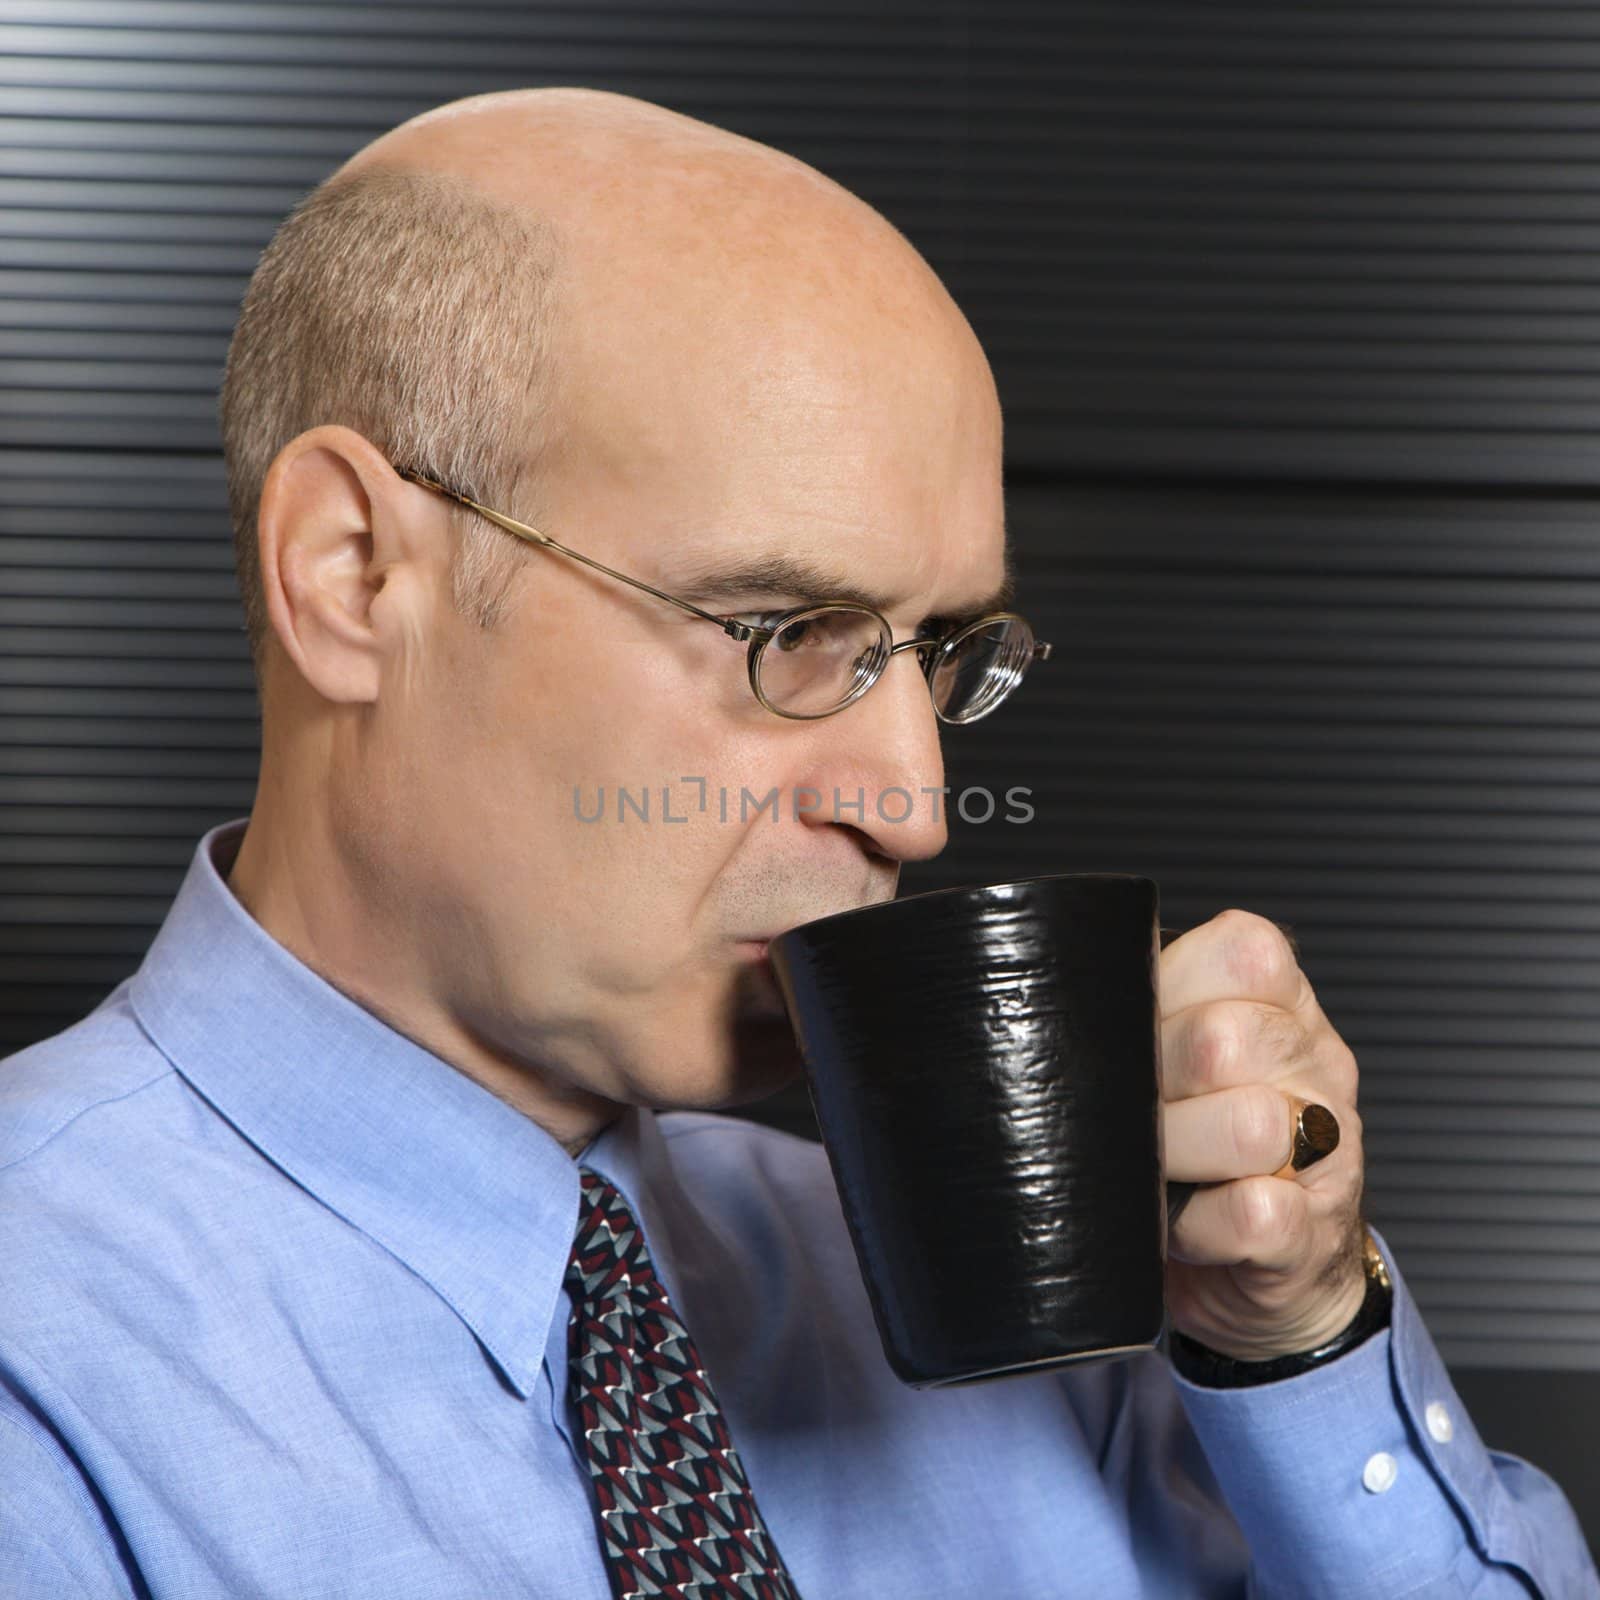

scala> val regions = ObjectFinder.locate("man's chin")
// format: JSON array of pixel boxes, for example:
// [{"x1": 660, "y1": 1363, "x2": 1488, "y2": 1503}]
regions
[{"x1": 638, "y1": 1017, "x2": 803, "y2": 1115}]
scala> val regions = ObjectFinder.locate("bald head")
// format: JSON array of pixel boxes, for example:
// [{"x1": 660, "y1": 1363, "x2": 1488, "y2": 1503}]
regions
[
  {"x1": 342, "y1": 87, "x2": 940, "y2": 315},
  {"x1": 222, "y1": 88, "x2": 996, "y2": 683}
]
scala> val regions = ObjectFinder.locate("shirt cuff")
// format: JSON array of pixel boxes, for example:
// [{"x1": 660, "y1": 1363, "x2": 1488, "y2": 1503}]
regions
[{"x1": 1167, "y1": 1226, "x2": 1541, "y2": 1598}]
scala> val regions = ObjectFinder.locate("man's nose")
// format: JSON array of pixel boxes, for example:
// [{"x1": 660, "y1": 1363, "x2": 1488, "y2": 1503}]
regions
[{"x1": 795, "y1": 648, "x2": 949, "y2": 863}]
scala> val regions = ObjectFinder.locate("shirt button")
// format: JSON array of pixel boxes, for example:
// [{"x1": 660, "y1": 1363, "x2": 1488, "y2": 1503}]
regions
[
  {"x1": 1426, "y1": 1402, "x2": 1454, "y2": 1443},
  {"x1": 1362, "y1": 1451, "x2": 1399, "y2": 1494}
]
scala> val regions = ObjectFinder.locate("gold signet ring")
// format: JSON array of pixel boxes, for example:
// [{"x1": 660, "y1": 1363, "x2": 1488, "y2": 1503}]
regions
[{"x1": 1271, "y1": 1097, "x2": 1340, "y2": 1179}]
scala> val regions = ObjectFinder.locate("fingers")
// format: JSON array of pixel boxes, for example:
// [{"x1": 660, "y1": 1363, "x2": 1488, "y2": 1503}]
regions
[
  {"x1": 1161, "y1": 1084, "x2": 1297, "y2": 1183},
  {"x1": 1156, "y1": 907, "x2": 1369, "y2": 1352},
  {"x1": 1165, "y1": 1096, "x2": 1364, "y2": 1274},
  {"x1": 1160, "y1": 908, "x2": 1308, "y2": 1018},
  {"x1": 1161, "y1": 995, "x2": 1358, "y2": 1104},
  {"x1": 1167, "y1": 1174, "x2": 1312, "y2": 1270}
]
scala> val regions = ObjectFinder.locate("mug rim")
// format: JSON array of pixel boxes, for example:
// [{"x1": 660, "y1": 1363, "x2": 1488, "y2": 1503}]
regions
[{"x1": 769, "y1": 870, "x2": 1158, "y2": 947}]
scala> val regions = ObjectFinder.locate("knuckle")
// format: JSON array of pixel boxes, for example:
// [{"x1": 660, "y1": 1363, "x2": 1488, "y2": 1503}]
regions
[
  {"x1": 1186, "y1": 1003, "x2": 1241, "y2": 1089},
  {"x1": 1229, "y1": 1176, "x2": 1290, "y2": 1249},
  {"x1": 1216, "y1": 908, "x2": 1295, "y2": 994}
]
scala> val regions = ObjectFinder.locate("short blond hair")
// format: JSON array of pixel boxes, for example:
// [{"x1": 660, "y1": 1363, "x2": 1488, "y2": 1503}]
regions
[{"x1": 219, "y1": 166, "x2": 561, "y2": 683}]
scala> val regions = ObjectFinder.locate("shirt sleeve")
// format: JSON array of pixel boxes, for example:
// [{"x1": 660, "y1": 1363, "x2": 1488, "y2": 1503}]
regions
[
  {"x1": 0, "y1": 1401, "x2": 139, "y2": 1599},
  {"x1": 1167, "y1": 1225, "x2": 1598, "y2": 1598}
]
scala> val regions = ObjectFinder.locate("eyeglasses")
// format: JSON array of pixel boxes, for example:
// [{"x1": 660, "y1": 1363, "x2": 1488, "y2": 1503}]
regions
[{"x1": 396, "y1": 468, "x2": 1052, "y2": 723}]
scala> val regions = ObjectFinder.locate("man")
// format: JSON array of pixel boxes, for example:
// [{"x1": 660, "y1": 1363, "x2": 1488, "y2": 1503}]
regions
[{"x1": 0, "y1": 86, "x2": 1591, "y2": 1597}]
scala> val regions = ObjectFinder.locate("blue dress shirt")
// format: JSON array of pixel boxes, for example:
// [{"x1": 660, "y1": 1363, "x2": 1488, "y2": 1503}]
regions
[{"x1": 0, "y1": 818, "x2": 1593, "y2": 1598}]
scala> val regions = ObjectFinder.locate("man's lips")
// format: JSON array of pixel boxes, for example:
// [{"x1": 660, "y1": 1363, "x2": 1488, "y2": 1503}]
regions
[{"x1": 734, "y1": 896, "x2": 893, "y2": 955}]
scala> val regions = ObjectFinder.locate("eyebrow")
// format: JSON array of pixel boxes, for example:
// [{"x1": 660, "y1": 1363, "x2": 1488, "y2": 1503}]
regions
[{"x1": 672, "y1": 551, "x2": 1016, "y2": 624}]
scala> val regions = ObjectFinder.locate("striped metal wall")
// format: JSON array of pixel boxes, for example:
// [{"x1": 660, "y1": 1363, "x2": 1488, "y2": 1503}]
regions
[{"x1": 5, "y1": 0, "x2": 1600, "y2": 1522}]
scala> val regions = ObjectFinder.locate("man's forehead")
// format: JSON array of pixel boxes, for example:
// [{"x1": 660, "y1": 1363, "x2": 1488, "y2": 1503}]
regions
[{"x1": 665, "y1": 533, "x2": 1013, "y2": 624}]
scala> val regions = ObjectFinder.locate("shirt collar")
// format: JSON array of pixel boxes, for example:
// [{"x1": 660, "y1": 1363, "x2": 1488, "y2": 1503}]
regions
[{"x1": 128, "y1": 818, "x2": 672, "y2": 1401}]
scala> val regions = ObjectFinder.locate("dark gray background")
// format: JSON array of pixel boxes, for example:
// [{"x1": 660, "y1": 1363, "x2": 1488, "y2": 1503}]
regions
[{"x1": 5, "y1": 0, "x2": 1600, "y2": 1546}]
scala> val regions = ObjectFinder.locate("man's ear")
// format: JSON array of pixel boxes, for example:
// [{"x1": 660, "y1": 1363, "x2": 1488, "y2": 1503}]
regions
[{"x1": 255, "y1": 426, "x2": 439, "y2": 704}]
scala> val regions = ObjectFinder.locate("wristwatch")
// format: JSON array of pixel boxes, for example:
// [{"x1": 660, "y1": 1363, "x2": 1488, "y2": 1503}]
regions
[{"x1": 1167, "y1": 1228, "x2": 1394, "y2": 1388}]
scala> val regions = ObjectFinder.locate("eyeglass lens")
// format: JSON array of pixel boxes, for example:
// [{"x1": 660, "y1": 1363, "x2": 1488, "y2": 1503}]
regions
[
  {"x1": 755, "y1": 607, "x2": 1037, "y2": 722},
  {"x1": 929, "y1": 615, "x2": 1038, "y2": 724},
  {"x1": 756, "y1": 607, "x2": 891, "y2": 717}
]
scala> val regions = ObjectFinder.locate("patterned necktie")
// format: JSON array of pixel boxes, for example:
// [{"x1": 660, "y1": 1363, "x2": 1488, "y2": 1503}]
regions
[{"x1": 564, "y1": 1165, "x2": 802, "y2": 1600}]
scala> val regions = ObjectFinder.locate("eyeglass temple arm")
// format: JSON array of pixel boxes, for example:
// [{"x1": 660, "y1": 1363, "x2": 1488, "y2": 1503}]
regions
[
  {"x1": 397, "y1": 471, "x2": 1051, "y2": 659},
  {"x1": 395, "y1": 469, "x2": 764, "y2": 642}
]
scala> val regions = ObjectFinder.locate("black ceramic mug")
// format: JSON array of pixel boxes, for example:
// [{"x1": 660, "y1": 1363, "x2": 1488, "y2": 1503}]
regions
[{"x1": 768, "y1": 872, "x2": 1169, "y2": 1389}]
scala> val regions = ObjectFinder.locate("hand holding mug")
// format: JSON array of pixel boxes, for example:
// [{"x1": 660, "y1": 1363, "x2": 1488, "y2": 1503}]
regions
[{"x1": 1159, "y1": 910, "x2": 1368, "y2": 1362}]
